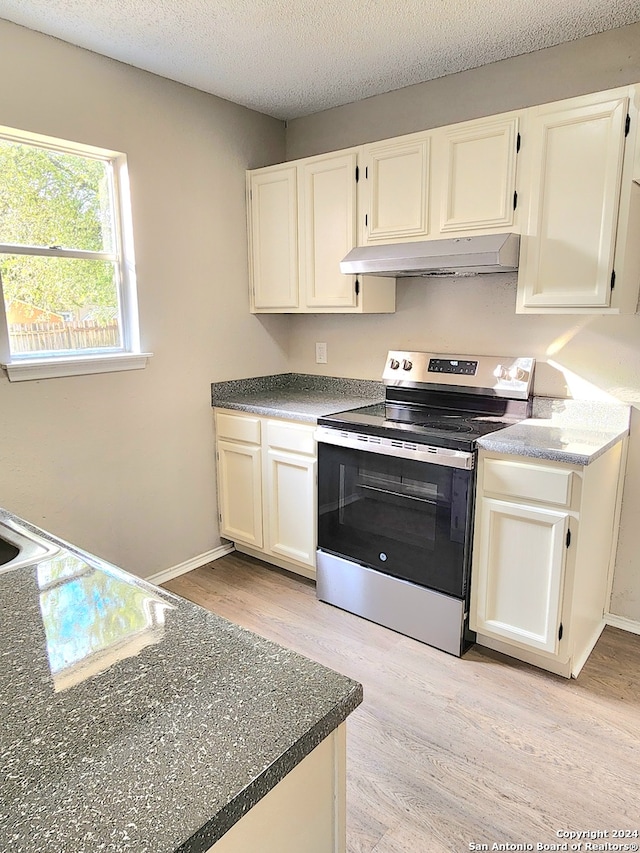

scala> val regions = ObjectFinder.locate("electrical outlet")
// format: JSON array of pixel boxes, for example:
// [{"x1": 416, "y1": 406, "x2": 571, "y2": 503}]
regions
[{"x1": 315, "y1": 342, "x2": 328, "y2": 364}]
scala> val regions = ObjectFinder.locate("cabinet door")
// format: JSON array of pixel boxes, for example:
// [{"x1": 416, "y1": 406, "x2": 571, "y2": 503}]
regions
[
  {"x1": 217, "y1": 439, "x2": 263, "y2": 548},
  {"x1": 518, "y1": 95, "x2": 628, "y2": 309},
  {"x1": 472, "y1": 498, "x2": 568, "y2": 654},
  {"x1": 438, "y1": 116, "x2": 519, "y2": 234},
  {"x1": 299, "y1": 152, "x2": 358, "y2": 309},
  {"x1": 248, "y1": 166, "x2": 299, "y2": 310},
  {"x1": 362, "y1": 135, "x2": 430, "y2": 243},
  {"x1": 265, "y1": 448, "x2": 316, "y2": 567}
]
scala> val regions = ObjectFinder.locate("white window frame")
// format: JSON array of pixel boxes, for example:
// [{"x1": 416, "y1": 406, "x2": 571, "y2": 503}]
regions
[{"x1": 0, "y1": 125, "x2": 152, "y2": 381}]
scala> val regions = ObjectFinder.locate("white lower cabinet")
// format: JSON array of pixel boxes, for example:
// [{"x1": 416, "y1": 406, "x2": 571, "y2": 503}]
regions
[
  {"x1": 215, "y1": 409, "x2": 317, "y2": 579},
  {"x1": 470, "y1": 445, "x2": 625, "y2": 677},
  {"x1": 266, "y1": 446, "x2": 316, "y2": 566},
  {"x1": 207, "y1": 725, "x2": 346, "y2": 853},
  {"x1": 216, "y1": 436, "x2": 263, "y2": 549},
  {"x1": 473, "y1": 498, "x2": 569, "y2": 655}
]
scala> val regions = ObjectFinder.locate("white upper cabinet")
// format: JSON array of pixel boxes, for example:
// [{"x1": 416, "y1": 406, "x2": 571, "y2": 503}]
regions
[
  {"x1": 247, "y1": 83, "x2": 640, "y2": 316},
  {"x1": 247, "y1": 151, "x2": 395, "y2": 314},
  {"x1": 299, "y1": 151, "x2": 359, "y2": 309},
  {"x1": 361, "y1": 134, "x2": 431, "y2": 243},
  {"x1": 359, "y1": 113, "x2": 522, "y2": 245},
  {"x1": 517, "y1": 86, "x2": 640, "y2": 313},
  {"x1": 436, "y1": 114, "x2": 520, "y2": 235},
  {"x1": 247, "y1": 165, "x2": 298, "y2": 310}
]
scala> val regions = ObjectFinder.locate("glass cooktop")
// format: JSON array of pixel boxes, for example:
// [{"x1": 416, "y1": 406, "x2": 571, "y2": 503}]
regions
[{"x1": 318, "y1": 402, "x2": 520, "y2": 452}]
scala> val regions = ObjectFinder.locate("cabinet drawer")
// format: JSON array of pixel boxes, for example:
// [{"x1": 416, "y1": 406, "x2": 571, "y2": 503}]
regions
[
  {"x1": 483, "y1": 459, "x2": 573, "y2": 506},
  {"x1": 266, "y1": 420, "x2": 316, "y2": 455},
  {"x1": 216, "y1": 411, "x2": 261, "y2": 444}
]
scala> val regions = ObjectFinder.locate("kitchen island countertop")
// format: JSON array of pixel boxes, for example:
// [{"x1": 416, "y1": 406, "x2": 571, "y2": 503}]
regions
[{"x1": 0, "y1": 509, "x2": 362, "y2": 853}]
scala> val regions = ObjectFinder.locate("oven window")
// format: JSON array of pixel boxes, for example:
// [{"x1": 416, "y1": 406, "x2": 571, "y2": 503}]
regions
[
  {"x1": 317, "y1": 443, "x2": 473, "y2": 598},
  {"x1": 340, "y1": 468, "x2": 438, "y2": 549}
]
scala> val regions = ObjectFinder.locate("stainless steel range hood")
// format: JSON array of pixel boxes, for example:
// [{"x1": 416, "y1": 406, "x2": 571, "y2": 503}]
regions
[{"x1": 340, "y1": 233, "x2": 520, "y2": 277}]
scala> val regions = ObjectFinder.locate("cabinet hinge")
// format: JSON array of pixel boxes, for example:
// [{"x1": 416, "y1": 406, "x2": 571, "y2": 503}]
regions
[
  {"x1": 566, "y1": 528, "x2": 571, "y2": 548},
  {"x1": 558, "y1": 623, "x2": 564, "y2": 641},
  {"x1": 355, "y1": 166, "x2": 359, "y2": 182},
  {"x1": 516, "y1": 132, "x2": 521, "y2": 153},
  {"x1": 610, "y1": 269, "x2": 616, "y2": 291},
  {"x1": 355, "y1": 278, "x2": 360, "y2": 296},
  {"x1": 365, "y1": 213, "x2": 368, "y2": 227},
  {"x1": 625, "y1": 114, "x2": 631, "y2": 137},
  {"x1": 365, "y1": 166, "x2": 368, "y2": 179},
  {"x1": 249, "y1": 189, "x2": 252, "y2": 201},
  {"x1": 513, "y1": 190, "x2": 518, "y2": 210},
  {"x1": 218, "y1": 512, "x2": 222, "y2": 523}
]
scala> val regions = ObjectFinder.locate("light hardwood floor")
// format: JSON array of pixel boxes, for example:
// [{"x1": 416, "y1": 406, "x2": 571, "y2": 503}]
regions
[{"x1": 164, "y1": 553, "x2": 640, "y2": 852}]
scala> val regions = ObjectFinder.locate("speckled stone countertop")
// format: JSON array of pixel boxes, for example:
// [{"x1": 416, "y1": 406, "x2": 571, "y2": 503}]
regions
[
  {"x1": 211, "y1": 375, "x2": 631, "y2": 465},
  {"x1": 0, "y1": 510, "x2": 362, "y2": 853},
  {"x1": 211, "y1": 373, "x2": 384, "y2": 423},
  {"x1": 478, "y1": 398, "x2": 631, "y2": 466}
]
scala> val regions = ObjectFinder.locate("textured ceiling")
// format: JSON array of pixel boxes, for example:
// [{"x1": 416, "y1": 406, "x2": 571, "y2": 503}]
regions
[{"x1": 1, "y1": 0, "x2": 639, "y2": 119}]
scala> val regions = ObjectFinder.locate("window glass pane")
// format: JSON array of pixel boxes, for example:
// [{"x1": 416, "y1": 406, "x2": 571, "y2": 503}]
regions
[
  {"x1": 1, "y1": 254, "x2": 122, "y2": 355},
  {"x1": 0, "y1": 139, "x2": 114, "y2": 252}
]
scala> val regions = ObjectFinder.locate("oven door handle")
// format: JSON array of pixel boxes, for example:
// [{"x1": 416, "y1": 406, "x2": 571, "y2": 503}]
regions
[
  {"x1": 358, "y1": 482, "x2": 437, "y2": 504},
  {"x1": 314, "y1": 426, "x2": 474, "y2": 470}
]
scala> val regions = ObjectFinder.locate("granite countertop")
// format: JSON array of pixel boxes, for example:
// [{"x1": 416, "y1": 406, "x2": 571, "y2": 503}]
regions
[
  {"x1": 477, "y1": 398, "x2": 631, "y2": 466},
  {"x1": 0, "y1": 510, "x2": 362, "y2": 853},
  {"x1": 211, "y1": 373, "x2": 631, "y2": 466},
  {"x1": 211, "y1": 373, "x2": 384, "y2": 423}
]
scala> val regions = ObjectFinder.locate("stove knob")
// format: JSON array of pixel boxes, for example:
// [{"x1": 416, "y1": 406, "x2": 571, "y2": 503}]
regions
[
  {"x1": 509, "y1": 365, "x2": 530, "y2": 382},
  {"x1": 389, "y1": 358, "x2": 400, "y2": 370},
  {"x1": 493, "y1": 364, "x2": 510, "y2": 381},
  {"x1": 402, "y1": 359, "x2": 413, "y2": 371}
]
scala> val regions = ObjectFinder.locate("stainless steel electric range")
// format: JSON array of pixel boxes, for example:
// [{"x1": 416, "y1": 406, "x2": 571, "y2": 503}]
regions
[{"x1": 315, "y1": 350, "x2": 535, "y2": 657}]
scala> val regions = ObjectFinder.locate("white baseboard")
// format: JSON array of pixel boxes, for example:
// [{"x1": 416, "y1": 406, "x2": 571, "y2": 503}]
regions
[
  {"x1": 146, "y1": 542, "x2": 235, "y2": 586},
  {"x1": 605, "y1": 612, "x2": 640, "y2": 636}
]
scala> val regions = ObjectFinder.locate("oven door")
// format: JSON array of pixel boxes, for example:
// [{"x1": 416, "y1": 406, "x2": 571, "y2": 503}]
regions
[{"x1": 317, "y1": 438, "x2": 475, "y2": 598}]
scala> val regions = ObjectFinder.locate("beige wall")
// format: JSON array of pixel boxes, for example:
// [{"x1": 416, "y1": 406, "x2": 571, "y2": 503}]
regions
[
  {"x1": 0, "y1": 20, "x2": 288, "y2": 576},
  {"x1": 285, "y1": 23, "x2": 640, "y2": 623}
]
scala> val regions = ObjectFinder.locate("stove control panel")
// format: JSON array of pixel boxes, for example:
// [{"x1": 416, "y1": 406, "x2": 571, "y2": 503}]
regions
[
  {"x1": 428, "y1": 358, "x2": 477, "y2": 376},
  {"x1": 383, "y1": 351, "x2": 535, "y2": 400}
]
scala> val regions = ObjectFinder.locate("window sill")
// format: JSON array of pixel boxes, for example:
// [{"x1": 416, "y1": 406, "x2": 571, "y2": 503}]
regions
[{"x1": 1, "y1": 352, "x2": 153, "y2": 382}]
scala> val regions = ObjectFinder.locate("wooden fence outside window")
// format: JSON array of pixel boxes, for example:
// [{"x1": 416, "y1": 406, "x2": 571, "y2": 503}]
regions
[{"x1": 9, "y1": 321, "x2": 121, "y2": 353}]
